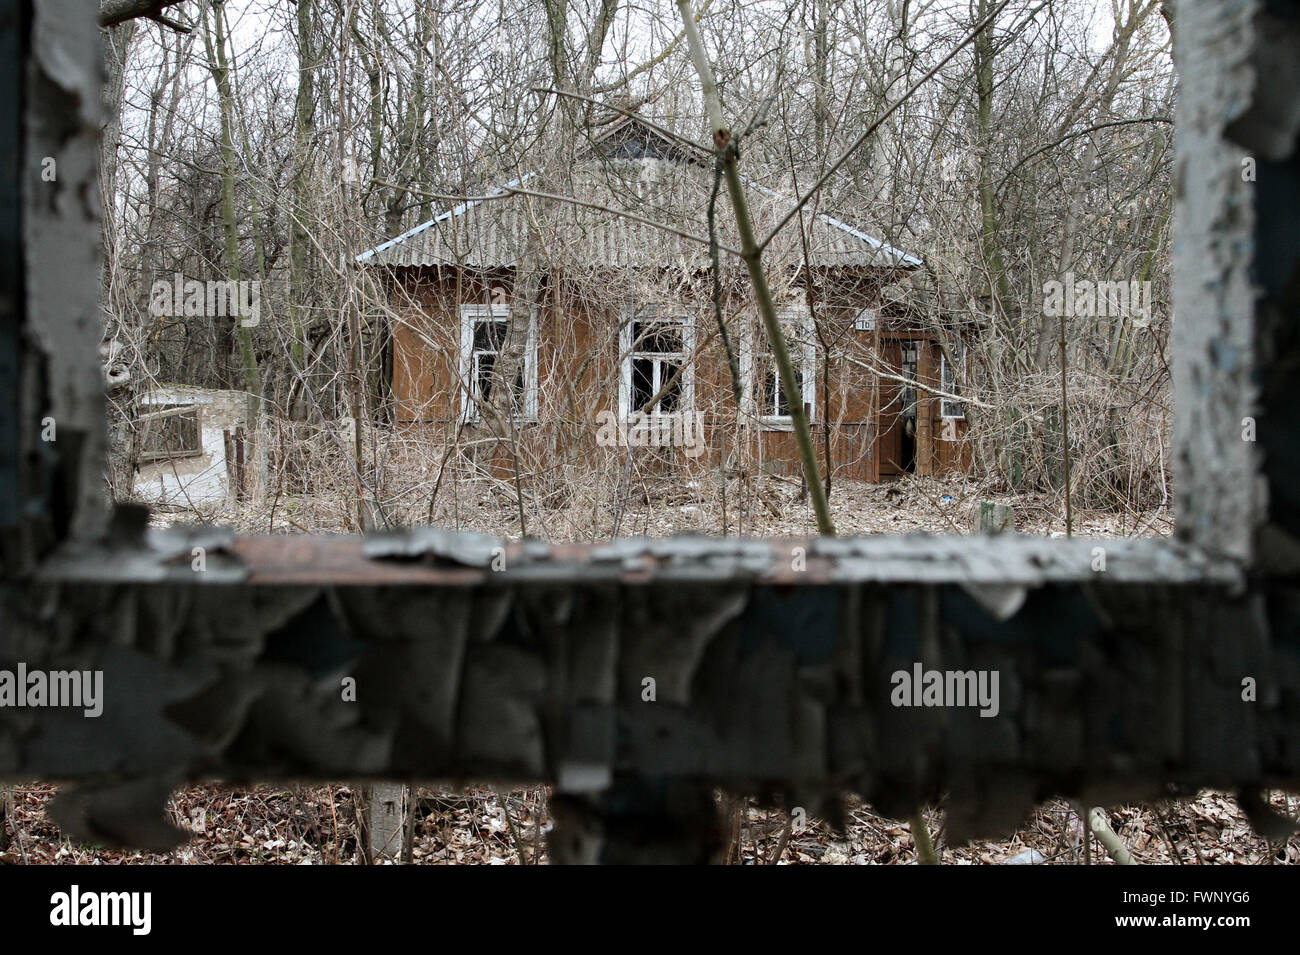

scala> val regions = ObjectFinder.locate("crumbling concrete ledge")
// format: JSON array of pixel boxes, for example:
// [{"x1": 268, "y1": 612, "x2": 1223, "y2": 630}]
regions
[{"x1": 2, "y1": 517, "x2": 1294, "y2": 855}]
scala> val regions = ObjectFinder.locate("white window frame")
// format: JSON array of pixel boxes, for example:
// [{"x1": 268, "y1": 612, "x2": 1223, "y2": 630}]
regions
[
  {"x1": 742, "y1": 305, "x2": 816, "y2": 432},
  {"x1": 940, "y1": 343, "x2": 965, "y2": 420},
  {"x1": 458, "y1": 303, "x2": 538, "y2": 424},
  {"x1": 618, "y1": 306, "x2": 694, "y2": 419}
]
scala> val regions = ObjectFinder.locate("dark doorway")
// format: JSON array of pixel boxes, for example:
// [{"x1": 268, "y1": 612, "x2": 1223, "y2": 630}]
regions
[
  {"x1": 898, "y1": 342, "x2": 918, "y2": 473},
  {"x1": 877, "y1": 338, "x2": 919, "y2": 478}
]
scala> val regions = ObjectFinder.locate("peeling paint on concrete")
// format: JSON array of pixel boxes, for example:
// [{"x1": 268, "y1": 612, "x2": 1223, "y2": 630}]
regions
[
  {"x1": 22, "y1": 0, "x2": 108, "y2": 545},
  {"x1": 1172, "y1": 0, "x2": 1264, "y2": 562},
  {"x1": 1, "y1": 524, "x2": 1295, "y2": 851}
]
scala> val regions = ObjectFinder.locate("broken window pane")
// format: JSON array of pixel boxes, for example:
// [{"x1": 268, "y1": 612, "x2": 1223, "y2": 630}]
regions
[
  {"x1": 631, "y1": 356, "x2": 655, "y2": 411},
  {"x1": 464, "y1": 308, "x2": 531, "y2": 419},
  {"x1": 473, "y1": 319, "x2": 508, "y2": 352},
  {"x1": 136, "y1": 405, "x2": 202, "y2": 462},
  {"x1": 658, "y1": 362, "x2": 681, "y2": 412},
  {"x1": 628, "y1": 312, "x2": 689, "y2": 414},
  {"x1": 634, "y1": 321, "x2": 683, "y2": 355}
]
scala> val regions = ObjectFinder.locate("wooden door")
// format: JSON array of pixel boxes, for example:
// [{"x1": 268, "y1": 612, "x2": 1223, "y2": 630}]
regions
[{"x1": 876, "y1": 339, "x2": 904, "y2": 476}]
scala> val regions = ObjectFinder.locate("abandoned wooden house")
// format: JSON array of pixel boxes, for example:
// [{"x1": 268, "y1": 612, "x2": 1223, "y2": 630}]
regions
[{"x1": 358, "y1": 113, "x2": 973, "y2": 482}]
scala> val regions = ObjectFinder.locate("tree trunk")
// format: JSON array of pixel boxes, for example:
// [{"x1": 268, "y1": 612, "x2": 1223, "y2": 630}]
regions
[
  {"x1": 201, "y1": 0, "x2": 261, "y2": 411},
  {"x1": 288, "y1": 0, "x2": 314, "y2": 392}
]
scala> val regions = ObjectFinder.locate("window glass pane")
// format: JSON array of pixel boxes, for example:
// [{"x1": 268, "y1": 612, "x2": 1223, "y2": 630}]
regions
[
  {"x1": 631, "y1": 356, "x2": 654, "y2": 411},
  {"x1": 634, "y1": 320, "x2": 682, "y2": 355},
  {"x1": 475, "y1": 353, "x2": 496, "y2": 402},
  {"x1": 474, "y1": 319, "x2": 507, "y2": 352},
  {"x1": 658, "y1": 362, "x2": 681, "y2": 412}
]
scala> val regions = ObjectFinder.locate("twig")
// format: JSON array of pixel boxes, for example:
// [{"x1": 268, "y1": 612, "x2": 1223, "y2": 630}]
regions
[
  {"x1": 99, "y1": 0, "x2": 188, "y2": 28},
  {"x1": 766, "y1": 812, "x2": 794, "y2": 865},
  {"x1": 900, "y1": 473, "x2": 965, "y2": 534},
  {"x1": 912, "y1": 809, "x2": 939, "y2": 864},
  {"x1": 533, "y1": 87, "x2": 712, "y2": 158},
  {"x1": 999, "y1": 116, "x2": 1173, "y2": 190},
  {"x1": 500, "y1": 185, "x2": 737, "y2": 255},
  {"x1": 1060, "y1": 255, "x2": 1073, "y2": 538},
  {"x1": 402, "y1": 784, "x2": 416, "y2": 864},
  {"x1": 495, "y1": 789, "x2": 529, "y2": 866},
  {"x1": 369, "y1": 178, "x2": 738, "y2": 255}
]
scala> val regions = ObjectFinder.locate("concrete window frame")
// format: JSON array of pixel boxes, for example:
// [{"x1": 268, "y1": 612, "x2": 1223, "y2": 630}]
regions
[{"x1": 0, "y1": 0, "x2": 1296, "y2": 859}]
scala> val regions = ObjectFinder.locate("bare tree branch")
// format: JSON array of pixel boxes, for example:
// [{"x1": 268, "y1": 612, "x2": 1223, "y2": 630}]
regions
[
  {"x1": 99, "y1": 0, "x2": 188, "y2": 29},
  {"x1": 998, "y1": 115, "x2": 1173, "y2": 191},
  {"x1": 758, "y1": 0, "x2": 1024, "y2": 253}
]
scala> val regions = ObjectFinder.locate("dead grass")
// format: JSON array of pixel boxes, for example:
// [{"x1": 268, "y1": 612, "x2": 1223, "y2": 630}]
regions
[
  {"x1": 3, "y1": 783, "x2": 1296, "y2": 865},
  {"x1": 150, "y1": 467, "x2": 1175, "y2": 543}
]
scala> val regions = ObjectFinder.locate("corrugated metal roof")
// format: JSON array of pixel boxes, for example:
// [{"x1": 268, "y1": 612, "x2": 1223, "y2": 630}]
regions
[{"x1": 355, "y1": 158, "x2": 922, "y2": 270}]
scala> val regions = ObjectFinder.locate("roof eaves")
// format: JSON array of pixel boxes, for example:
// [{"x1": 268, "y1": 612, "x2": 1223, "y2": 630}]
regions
[
  {"x1": 740, "y1": 178, "x2": 923, "y2": 268},
  {"x1": 814, "y1": 212, "x2": 924, "y2": 268},
  {"x1": 353, "y1": 173, "x2": 533, "y2": 264}
]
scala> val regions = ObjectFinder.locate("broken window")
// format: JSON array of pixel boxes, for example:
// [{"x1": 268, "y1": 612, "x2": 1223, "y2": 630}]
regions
[
  {"x1": 622, "y1": 309, "x2": 691, "y2": 416},
  {"x1": 459, "y1": 303, "x2": 536, "y2": 423},
  {"x1": 134, "y1": 404, "x2": 202, "y2": 462},
  {"x1": 757, "y1": 359, "x2": 804, "y2": 418},
  {"x1": 753, "y1": 306, "x2": 816, "y2": 428}
]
